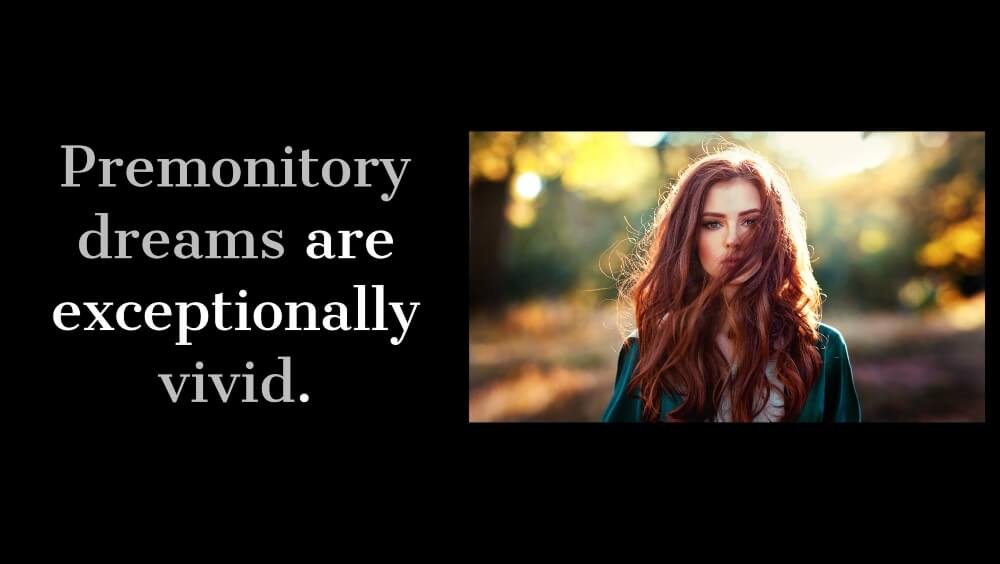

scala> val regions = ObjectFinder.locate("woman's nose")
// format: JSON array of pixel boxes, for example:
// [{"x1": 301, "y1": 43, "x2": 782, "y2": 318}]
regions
[{"x1": 725, "y1": 228, "x2": 739, "y2": 247}]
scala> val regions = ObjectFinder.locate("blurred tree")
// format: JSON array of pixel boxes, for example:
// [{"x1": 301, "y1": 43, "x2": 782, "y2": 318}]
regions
[
  {"x1": 470, "y1": 132, "x2": 660, "y2": 311},
  {"x1": 471, "y1": 131, "x2": 984, "y2": 314},
  {"x1": 469, "y1": 132, "x2": 524, "y2": 312},
  {"x1": 904, "y1": 132, "x2": 985, "y2": 303}
]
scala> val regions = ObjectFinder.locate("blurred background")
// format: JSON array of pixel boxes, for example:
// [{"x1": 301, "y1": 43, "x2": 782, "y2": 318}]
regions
[{"x1": 469, "y1": 131, "x2": 985, "y2": 422}]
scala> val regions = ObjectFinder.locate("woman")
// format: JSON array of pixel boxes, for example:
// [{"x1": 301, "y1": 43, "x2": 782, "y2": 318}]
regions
[{"x1": 602, "y1": 147, "x2": 861, "y2": 422}]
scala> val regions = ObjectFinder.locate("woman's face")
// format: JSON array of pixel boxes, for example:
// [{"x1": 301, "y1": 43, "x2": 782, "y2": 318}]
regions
[{"x1": 697, "y1": 178, "x2": 762, "y2": 285}]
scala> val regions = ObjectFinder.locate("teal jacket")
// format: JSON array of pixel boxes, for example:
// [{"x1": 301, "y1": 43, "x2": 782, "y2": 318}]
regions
[{"x1": 602, "y1": 323, "x2": 862, "y2": 422}]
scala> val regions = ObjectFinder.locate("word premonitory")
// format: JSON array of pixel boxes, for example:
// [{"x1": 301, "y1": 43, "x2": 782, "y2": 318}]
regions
[{"x1": 61, "y1": 145, "x2": 411, "y2": 202}]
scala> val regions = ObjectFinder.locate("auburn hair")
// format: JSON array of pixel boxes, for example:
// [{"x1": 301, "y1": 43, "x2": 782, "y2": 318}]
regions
[{"x1": 620, "y1": 146, "x2": 823, "y2": 421}]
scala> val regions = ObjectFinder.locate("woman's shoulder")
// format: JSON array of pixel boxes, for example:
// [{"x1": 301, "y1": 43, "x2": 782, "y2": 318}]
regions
[
  {"x1": 816, "y1": 322, "x2": 848, "y2": 351},
  {"x1": 613, "y1": 329, "x2": 641, "y2": 383},
  {"x1": 624, "y1": 328, "x2": 639, "y2": 344},
  {"x1": 624, "y1": 323, "x2": 847, "y2": 348},
  {"x1": 618, "y1": 329, "x2": 640, "y2": 365},
  {"x1": 626, "y1": 322, "x2": 845, "y2": 337},
  {"x1": 604, "y1": 329, "x2": 645, "y2": 421}
]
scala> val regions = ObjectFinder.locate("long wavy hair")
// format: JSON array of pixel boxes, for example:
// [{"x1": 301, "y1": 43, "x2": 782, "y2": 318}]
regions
[{"x1": 619, "y1": 146, "x2": 823, "y2": 422}]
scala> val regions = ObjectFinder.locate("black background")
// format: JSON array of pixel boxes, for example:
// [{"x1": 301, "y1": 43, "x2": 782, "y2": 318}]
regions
[
  {"x1": 17, "y1": 101, "x2": 473, "y2": 470},
  {"x1": 10, "y1": 56, "x2": 993, "y2": 512}
]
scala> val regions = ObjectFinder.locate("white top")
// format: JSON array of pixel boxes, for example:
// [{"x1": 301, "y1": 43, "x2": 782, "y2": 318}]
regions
[{"x1": 713, "y1": 359, "x2": 785, "y2": 422}]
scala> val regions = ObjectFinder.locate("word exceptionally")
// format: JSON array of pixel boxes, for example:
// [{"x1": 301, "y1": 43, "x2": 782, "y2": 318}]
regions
[
  {"x1": 52, "y1": 286, "x2": 420, "y2": 346},
  {"x1": 61, "y1": 145, "x2": 411, "y2": 202}
]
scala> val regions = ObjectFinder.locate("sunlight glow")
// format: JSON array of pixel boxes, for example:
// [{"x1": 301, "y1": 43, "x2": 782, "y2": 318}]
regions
[
  {"x1": 514, "y1": 171, "x2": 543, "y2": 200},
  {"x1": 766, "y1": 132, "x2": 898, "y2": 179}
]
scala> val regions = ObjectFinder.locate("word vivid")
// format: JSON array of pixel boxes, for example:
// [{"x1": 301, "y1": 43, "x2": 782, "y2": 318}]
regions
[{"x1": 158, "y1": 357, "x2": 303, "y2": 404}]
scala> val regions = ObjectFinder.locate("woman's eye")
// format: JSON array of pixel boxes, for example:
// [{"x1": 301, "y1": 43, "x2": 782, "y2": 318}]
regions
[{"x1": 703, "y1": 218, "x2": 757, "y2": 230}]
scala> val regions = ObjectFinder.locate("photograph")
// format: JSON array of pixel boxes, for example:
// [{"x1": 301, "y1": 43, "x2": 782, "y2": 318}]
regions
[{"x1": 469, "y1": 131, "x2": 985, "y2": 422}]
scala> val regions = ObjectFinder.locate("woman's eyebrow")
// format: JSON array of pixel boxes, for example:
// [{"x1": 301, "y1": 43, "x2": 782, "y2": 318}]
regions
[{"x1": 702, "y1": 209, "x2": 761, "y2": 218}]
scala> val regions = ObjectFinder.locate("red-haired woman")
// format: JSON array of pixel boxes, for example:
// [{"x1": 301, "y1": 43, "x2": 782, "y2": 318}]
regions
[{"x1": 603, "y1": 147, "x2": 861, "y2": 422}]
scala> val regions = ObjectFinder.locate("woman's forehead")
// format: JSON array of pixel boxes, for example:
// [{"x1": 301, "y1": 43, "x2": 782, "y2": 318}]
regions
[{"x1": 702, "y1": 179, "x2": 761, "y2": 214}]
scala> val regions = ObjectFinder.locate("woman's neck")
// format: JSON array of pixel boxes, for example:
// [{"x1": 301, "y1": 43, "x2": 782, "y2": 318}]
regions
[
  {"x1": 720, "y1": 296, "x2": 736, "y2": 339},
  {"x1": 723, "y1": 284, "x2": 737, "y2": 301}
]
